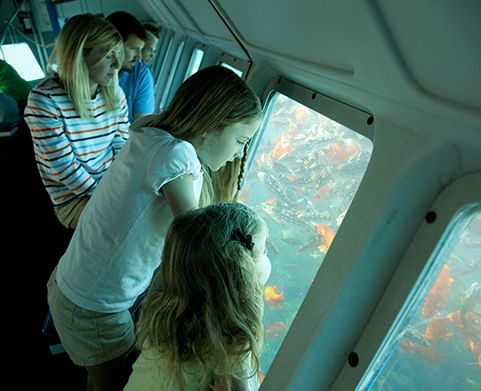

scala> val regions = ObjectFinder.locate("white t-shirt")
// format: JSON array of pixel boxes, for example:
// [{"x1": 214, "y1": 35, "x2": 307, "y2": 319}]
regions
[
  {"x1": 56, "y1": 118, "x2": 203, "y2": 312},
  {"x1": 124, "y1": 346, "x2": 260, "y2": 391}
]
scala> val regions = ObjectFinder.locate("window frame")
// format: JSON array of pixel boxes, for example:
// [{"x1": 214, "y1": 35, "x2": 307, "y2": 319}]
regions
[
  {"x1": 155, "y1": 32, "x2": 185, "y2": 112},
  {"x1": 183, "y1": 43, "x2": 207, "y2": 81},
  {"x1": 217, "y1": 52, "x2": 249, "y2": 78},
  {"x1": 331, "y1": 172, "x2": 481, "y2": 390}
]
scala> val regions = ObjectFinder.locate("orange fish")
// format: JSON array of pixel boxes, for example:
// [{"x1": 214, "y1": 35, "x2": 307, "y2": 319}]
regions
[
  {"x1": 447, "y1": 310, "x2": 463, "y2": 328},
  {"x1": 422, "y1": 264, "x2": 454, "y2": 317},
  {"x1": 324, "y1": 142, "x2": 359, "y2": 165},
  {"x1": 312, "y1": 183, "x2": 333, "y2": 203},
  {"x1": 258, "y1": 372, "x2": 266, "y2": 384},
  {"x1": 466, "y1": 339, "x2": 481, "y2": 368},
  {"x1": 448, "y1": 310, "x2": 481, "y2": 367},
  {"x1": 400, "y1": 340, "x2": 443, "y2": 362},
  {"x1": 264, "y1": 197, "x2": 277, "y2": 206},
  {"x1": 294, "y1": 106, "x2": 309, "y2": 122},
  {"x1": 424, "y1": 318, "x2": 453, "y2": 342},
  {"x1": 264, "y1": 285, "x2": 284, "y2": 307},
  {"x1": 271, "y1": 134, "x2": 294, "y2": 161},
  {"x1": 265, "y1": 321, "x2": 288, "y2": 338},
  {"x1": 315, "y1": 224, "x2": 335, "y2": 253},
  {"x1": 289, "y1": 128, "x2": 303, "y2": 140},
  {"x1": 286, "y1": 175, "x2": 297, "y2": 182}
]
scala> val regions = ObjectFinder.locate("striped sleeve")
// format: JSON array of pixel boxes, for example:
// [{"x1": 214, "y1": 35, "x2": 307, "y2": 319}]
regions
[
  {"x1": 112, "y1": 90, "x2": 130, "y2": 156},
  {"x1": 24, "y1": 88, "x2": 96, "y2": 204}
]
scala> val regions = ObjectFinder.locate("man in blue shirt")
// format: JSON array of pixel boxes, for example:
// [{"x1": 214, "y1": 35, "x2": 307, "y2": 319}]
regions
[{"x1": 106, "y1": 12, "x2": 155, "y2": 123}]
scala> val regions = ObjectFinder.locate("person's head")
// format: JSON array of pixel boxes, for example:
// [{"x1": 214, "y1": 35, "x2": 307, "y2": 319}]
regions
[
  {"x1": 141, "y1": 23, "x2": 160, "y2": 64},
  {"x1": 150, "y1": 65, "x2": 262, "y2": 204},
  {"x1": 0, "y1": 59, "x2": 31, "y2": 105},
  {"x1": 106, "y1": 11, "x2": 147, "y2": 71},
  {"x1": 49, "y1": 13, "x2": 124, "y2": 118},
  {"x1": 136, "y1": 202, "x2": 269, "y2": 387},
  {"x1": 0, "y1": 92, "x2": 19, "y2": 134}
]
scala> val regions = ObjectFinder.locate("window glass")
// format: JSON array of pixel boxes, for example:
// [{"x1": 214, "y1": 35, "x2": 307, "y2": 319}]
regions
[
  {"x1": 184, "y1": 47, "x2": 204, "y2": 80},
  {"x1": 0, "y1": 43, "x2": 45, "y2": 81},
  {"x1": 239, "y1": 92, "x2": 373, "y2": 375},
  {"x1": 158, "y1": 38, "x2": 184, "y2": 111},
  {"x1": 358, "y1": 208, "x2": 481, "y2": 390},
  {"x1": 219, "y1": 61, "x2": 243, "y2": 77}
]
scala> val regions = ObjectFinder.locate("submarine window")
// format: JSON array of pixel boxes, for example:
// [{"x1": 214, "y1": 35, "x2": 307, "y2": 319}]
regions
[
  {"x1": 0, "y1": 43, "x2": 45, "y2": 81},
  {"x1": 184, "y1": 47, "x2": 204, "y2": 80},
  {"x1": 238, "y1": 92, "x2": 373, "y2": 374},
  {"x1": 219, "y1": 61, "x2": 243, "y2": 77},
  {"x1": 358, "y1": 208, "x2": 481, "y2": 391},
  {"x1": 158, "y1": 37, "x2": 185, "y2": 111}
]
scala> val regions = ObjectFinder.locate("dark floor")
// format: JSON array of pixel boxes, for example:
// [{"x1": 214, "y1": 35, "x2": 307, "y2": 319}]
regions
[{"x1": 2, "y1": 124, "x2": 87, "y2": 390}]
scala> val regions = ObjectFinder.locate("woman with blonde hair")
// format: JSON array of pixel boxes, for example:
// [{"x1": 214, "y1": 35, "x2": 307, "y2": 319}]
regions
[
  {"x1": 125, "y1": 202, "x2": 270, "y2": 390},
  {"x1": 47, "y1": 65, "x2": 262, "y2": 390},
  {"x1": 24, "y1": 13, "x2": 129, "y2": 229}
]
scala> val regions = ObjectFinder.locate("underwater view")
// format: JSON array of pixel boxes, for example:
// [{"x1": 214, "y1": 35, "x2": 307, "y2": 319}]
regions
[
  {"x1": 239, "y1": 92, "x2": 373, "y2": 375},
  {"x1": 361, "y1": 211, "x2": 481, "y2": 391}
]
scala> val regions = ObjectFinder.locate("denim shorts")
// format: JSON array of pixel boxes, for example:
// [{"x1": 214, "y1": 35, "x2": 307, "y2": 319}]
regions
[{"x1": 47, "y1": 271, "x2": 136, "y2": 366}]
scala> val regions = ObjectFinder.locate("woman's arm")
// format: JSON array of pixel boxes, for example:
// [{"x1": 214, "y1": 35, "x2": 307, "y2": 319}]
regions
[
  {"x1": 24, "y1": 88, "x2": 97, "y2": 200},
  {"x1": 112, "y1": 91, "x2": 130, "y2": 155}
]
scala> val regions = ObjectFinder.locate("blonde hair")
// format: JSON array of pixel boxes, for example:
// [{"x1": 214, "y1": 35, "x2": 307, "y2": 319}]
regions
[
  {"x1": 148, "y1": 65, "x2": 262, "y2": 205},
  {"x1": 136, "y1": 203, "x2": 264, "y2": 390},
  {"x1": 49, "y1": 14, "x2": 124, "y2": 118}
]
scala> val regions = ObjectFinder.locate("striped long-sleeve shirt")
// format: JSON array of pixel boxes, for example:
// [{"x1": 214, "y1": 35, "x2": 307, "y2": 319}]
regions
[{"x1": 24, "y1": 78, "x2": 130, "y2": 206}]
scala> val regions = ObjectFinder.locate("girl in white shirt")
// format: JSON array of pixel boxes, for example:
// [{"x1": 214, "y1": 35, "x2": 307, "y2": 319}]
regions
[
  {"x1": 47, "y1": 66, "x2": 262, "y2": 390},
  {"x1": 125, "y1": 202, "x2": 271, "y2": 390}
]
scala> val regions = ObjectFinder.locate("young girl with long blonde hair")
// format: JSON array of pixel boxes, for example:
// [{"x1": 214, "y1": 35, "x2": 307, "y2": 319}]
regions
[{"x1": 125, "y1": 202, "x2": 271, "y2": 390}]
